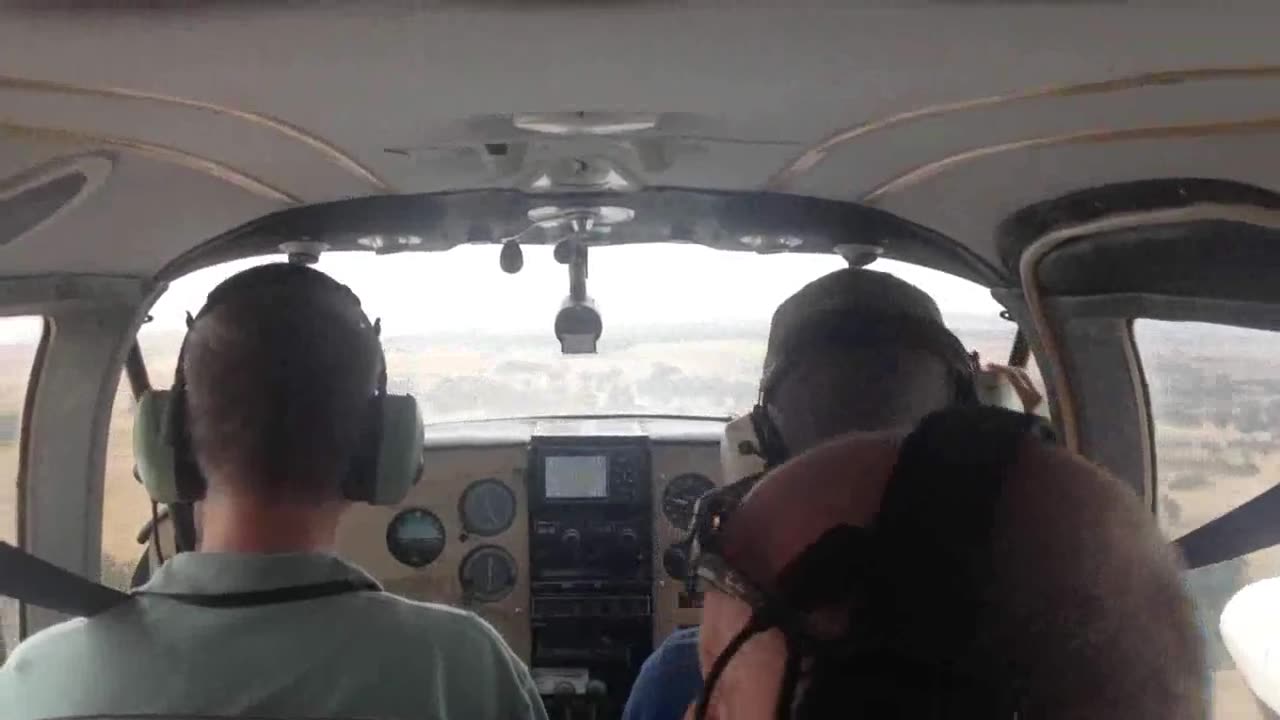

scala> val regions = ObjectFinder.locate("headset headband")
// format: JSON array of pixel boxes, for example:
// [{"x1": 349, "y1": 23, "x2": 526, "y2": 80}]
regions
[{"x1": 759, "y1": 311, "x2": 977, "y2": 405}]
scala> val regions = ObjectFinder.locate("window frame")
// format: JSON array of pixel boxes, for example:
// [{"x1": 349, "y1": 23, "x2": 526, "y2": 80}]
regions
[
  {"x1": 0, "y1": 316, "x2": 50, "y2": 658},
  {"x1": 13, "y1": 317, "x2": 51, "y2": 554},
  {"x1": 3, "y1": 275, "x2": 160, "y2": 638}
]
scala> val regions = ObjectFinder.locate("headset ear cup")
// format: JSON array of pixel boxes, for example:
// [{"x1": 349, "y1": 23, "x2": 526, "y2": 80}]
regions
[
  {"x1": 957, "y1": 374, "x2": 980, "y2": 406},
  {"x1": 750, "y1": 404, "x2": 789, "y2": 469},
  {"x1": 342, "y1": 394, "x2": 423, "y2": 505},
  {"x1": 134, "y1": 390, "x2": 205, "y2": 503},
  {"x1": 135, "y1": 390, "x2": 177, "y2": 502},
  {"x1": 721, "y1": 413, "x2": 769, "y2": 483},
  {"x1": 168, "y1": 388, "x2": 208, "y2": 503}
]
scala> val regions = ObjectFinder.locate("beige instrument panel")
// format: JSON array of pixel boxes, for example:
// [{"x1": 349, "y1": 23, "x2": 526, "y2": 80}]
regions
[
  {"x1": 650, "y1": 442, "x2": 723, "y2": 645},
  {"x1": 336, "y1": 444, "x2": 533, "y2": 660},
  {"x1": 333, "y1": 435, "x2": 724, "y2": 663},
  {"x1": 139, "y1": 425, "x2": 725, "y2": 668}
]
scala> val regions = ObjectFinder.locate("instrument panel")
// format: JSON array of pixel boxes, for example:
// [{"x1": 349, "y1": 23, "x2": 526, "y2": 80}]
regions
[
  {"x1": 336, "y1": 444, "x2": 534, "y2": 658},
  {"x1": 334, "y1": 417, "x2": 724, "y2": 714}
]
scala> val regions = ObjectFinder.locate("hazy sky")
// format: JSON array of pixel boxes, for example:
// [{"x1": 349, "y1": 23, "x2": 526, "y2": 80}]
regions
[
  {"x1": 0, "y1": 247, "x2": 1003, "y2": 350},
  {"x1": 141, "y1": 245, "x2": 1003, "y2": 335}
]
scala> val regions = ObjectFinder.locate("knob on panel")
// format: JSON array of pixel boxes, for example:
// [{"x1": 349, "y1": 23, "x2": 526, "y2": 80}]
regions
[
  {"x1": 663, "y1": 544, "x2": 689, "y2": 580},
  {"x1": 662, "y1": 473, "x2": 714, "y2": 531}
]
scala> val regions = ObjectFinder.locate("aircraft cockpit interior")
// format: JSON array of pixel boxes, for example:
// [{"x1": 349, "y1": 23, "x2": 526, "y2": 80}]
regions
[
  {"x1": 5, "y1": 4, "x2": 1280, "y2": 720},
  {"x1": 109, "y1": 197, "x2": 1038, "y2": 717}
]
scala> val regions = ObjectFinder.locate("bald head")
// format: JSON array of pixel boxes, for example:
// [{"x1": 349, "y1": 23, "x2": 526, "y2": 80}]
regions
[{"x1": 698, "y1": 431, "x2": 1205, "y2": 720}]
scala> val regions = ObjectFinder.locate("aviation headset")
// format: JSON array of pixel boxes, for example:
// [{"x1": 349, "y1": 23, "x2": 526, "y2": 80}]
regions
[
  {"x1": 723, "y1": 310, "x2": 981, "y2": 476},
  {"x1": 692, "y1": 405, "x2": 1057, "y2": 720},
  {"x1": 133, "y1": 263, "x2": 424, "y2": 506}
]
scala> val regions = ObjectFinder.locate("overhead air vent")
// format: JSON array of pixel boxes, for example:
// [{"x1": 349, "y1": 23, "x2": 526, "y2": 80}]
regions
[{"x1": 0, "y1": 154, "x2": 113, "y2": 247}]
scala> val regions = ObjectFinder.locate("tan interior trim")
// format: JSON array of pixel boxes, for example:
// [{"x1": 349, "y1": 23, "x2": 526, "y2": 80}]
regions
[
  {"x1": 1119, "y1": 319, "x2": 1155, "y2": 509},
  {"x1": 766, "y1": 65, "x2": 1280, "y2": 189},
  {"x1": 0, "y1": 74, "x2": 392, "y2": 192},
  {"x1": 0, "y1": 122, "x2": 299, "y2": 203},
  {"x1": 862, "y1": 115, "x2": 1280, "y2": 203},
  {"x1": 1019, "y1": 235, "x2": 1080, "y2": 450},
  {"x1": 1018, "y1": 203, "x2": 1280, "y2": 454},
  {"x1": 14, "y1": 319, "x2": 50, "y2": 631}
]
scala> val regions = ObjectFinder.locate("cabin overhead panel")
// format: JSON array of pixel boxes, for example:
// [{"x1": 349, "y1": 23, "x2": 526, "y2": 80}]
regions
[{"x1": 0, "y1": 3, "x2": 1277, "y2": 278}]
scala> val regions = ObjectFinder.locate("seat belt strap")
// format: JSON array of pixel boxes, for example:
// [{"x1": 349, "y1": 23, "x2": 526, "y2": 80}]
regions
[
  {"x1": 0, "y1": 541, "x2": 129, "y2": 617},
  {"x1": 0, "y1": 541, "x2": 383, "y2": 618},
  {"x1": 874, "y1": 406, "x2": 1056, "y2": 666},
  {"x1": 1174, "y1": 482, "x2": 1280, "y2": 569}
]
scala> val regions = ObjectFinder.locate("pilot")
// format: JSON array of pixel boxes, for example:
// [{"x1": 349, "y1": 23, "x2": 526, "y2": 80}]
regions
[
  {"x1": 690, "y1": 411, "x2": 1206, "y2": 720},
  {"x1": 624, "y1": 268, "x2": 1025, "y2": 720},
  {"x1": 0, "y1": 264, "x2": 548, "y2": 720}
]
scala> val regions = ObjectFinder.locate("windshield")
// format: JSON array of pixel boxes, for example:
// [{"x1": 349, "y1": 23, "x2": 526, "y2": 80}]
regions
[{"x1": 140, "y1": 245, "x2": 1015, "y2": 424}]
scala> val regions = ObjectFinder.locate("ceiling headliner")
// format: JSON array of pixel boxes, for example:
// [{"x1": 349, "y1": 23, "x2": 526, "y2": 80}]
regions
[{"x1": 1, "y1": 2, "x2": 1278, "y2": 281}]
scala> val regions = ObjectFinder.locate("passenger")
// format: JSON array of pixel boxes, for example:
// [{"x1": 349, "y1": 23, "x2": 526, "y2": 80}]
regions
[
  {"x1": 690, "y1": 412, "x2": 1205, "y2": 720},
  {"x1": 0, "y1": 264, "x2": 547, "y2": 720},
  {"x1": 625, "y1": 268, "x2": 1005, "y2": 720}
]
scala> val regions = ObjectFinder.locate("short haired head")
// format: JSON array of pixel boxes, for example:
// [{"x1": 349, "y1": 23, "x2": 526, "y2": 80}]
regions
[
  {"x1": 761, "y1": 269, "x2": 973, "y2": 454},
  {"x1": 695, "y1": 430, "x2": 1205, "y2": 720},
  {"x1": 182, "y1": 264, "x2": 382, "y2": 505}
]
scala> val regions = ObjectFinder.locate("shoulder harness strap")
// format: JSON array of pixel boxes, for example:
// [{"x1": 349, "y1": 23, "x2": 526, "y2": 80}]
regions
[
  {"x1": 0, "y1": 541, "x2": 382, "y2": 618},
  {"x1": 873, "y1": 406, "x2": 1055, "y2": 670}
]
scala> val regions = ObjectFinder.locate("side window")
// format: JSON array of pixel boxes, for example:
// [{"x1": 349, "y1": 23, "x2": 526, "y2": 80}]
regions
[
  {"x1": 1136, "y1": 320, "x2": 1280, "y2": 720},
  {"x1": 0, "y1": 317, "x2": 47, "y2": 661}
]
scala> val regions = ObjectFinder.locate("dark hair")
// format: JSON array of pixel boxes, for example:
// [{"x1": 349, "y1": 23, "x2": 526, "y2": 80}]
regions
[{"x1": 183, "y1": 271, "x2": 381, "y2": 504}]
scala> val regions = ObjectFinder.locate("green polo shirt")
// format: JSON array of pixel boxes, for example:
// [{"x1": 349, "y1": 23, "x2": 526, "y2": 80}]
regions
[{"x1": 0, "y1": 552, "x2": 547, "y2": 720}]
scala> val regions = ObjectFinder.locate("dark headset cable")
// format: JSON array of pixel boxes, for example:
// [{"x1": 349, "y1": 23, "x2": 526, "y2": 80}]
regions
[{"x1": 150, "y1": 500, "x2": 165, "y2": 565}]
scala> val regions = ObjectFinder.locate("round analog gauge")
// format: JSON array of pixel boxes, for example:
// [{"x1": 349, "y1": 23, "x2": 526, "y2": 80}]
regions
[
  {"x1": 459, "y1": 479, "x2": 517, "y2": 537},
  {"x1": 459, "y1": 545, "x2": 518, "y2": 603},
  {"x1": 385, "y1": 508, "x2": 446, "y2": 568},
  {"x1": 662, "y1": 473, "x2": 715, "y2": 531}
]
